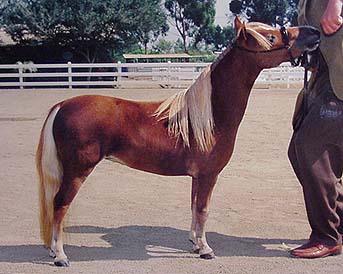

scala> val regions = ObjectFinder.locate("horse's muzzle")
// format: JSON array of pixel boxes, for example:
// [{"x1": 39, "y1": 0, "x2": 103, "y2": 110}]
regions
[{"x1": 295, "y1": 26, "x2": 321, "y2": 52}]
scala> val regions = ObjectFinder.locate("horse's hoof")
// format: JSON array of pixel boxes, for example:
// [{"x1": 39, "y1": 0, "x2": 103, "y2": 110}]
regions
[
  {"x1": 54, "y1": 259, "x2": 70, "y2": 267},
  {"x1": 200, "y1": 252, "x2": 215, "y2": 260}
]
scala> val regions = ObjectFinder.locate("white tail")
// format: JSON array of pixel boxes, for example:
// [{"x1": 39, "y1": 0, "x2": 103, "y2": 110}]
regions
[{"x1": 36, "y1": 105, "x2": 63, "y2": 246}]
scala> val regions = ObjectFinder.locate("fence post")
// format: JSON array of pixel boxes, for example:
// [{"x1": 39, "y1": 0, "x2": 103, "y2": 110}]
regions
[
  {"x1": 167, "y1": 61, "x2": 171, "y2": 88},
  {"x1": 267, "y1": 69, "x2": 272, "y2": 89},
  {"x1": 192, "y1": 66, "x2": 197, "y2": 82},
  {"x1": 117, "y1": 61, "x2": 122, "y2": 82},
  {"x1": 67, "y1": 62, "x2": 72, "y2": 89},
  {"x1": 18, "y1": 62, "x2": 24, "y2": 89},
  {"x1": 117, "y1": 61, "x2": 122, "y2": 87}
]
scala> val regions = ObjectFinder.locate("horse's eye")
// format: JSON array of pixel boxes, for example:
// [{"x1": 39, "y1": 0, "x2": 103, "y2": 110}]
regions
[{"x1": 267, "y1": 34, "x2": 276, "y2": 44}]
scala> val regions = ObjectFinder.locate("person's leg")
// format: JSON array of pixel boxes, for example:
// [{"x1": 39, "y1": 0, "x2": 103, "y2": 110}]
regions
[{"x1": 289, "y1": 90, "x2": 343, "y2": 257}]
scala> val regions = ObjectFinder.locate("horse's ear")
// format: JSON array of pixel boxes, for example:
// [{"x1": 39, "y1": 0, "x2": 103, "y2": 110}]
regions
[{"x1": 234, "y1": 16, "x2": 247, "y2": 40}]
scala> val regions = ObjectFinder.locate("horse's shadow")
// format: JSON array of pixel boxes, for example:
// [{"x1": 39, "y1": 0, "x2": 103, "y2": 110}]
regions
[{"x1": 0, "y1": 225, "x2": 304, "y2": 264}]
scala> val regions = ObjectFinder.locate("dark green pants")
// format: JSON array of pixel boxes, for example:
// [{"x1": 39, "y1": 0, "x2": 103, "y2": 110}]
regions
[{"x1": 289, "y1": 72, "x2": 343, "y2": 245}]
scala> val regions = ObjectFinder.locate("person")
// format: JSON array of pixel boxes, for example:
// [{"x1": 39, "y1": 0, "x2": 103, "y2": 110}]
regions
[{"x1": 288, "y1": 0, "x2": 343, "y2": 259}]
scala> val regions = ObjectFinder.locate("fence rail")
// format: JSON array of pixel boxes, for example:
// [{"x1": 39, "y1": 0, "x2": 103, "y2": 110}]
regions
[{"x1": 0, "y1": 61, "x2": 306, "y2": 89}]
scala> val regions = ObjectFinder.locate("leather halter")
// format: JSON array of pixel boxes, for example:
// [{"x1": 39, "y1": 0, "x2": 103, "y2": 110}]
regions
[
  {"x1": 234, "y1": 26, "x2": 302, "y2": 67},
  {"x1": 280, "y1": 26, "x2": 300, "y2": 66}
]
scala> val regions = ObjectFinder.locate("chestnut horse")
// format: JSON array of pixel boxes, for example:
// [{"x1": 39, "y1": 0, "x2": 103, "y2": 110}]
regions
[{"x1": 36, "y1": 17, "x2": 320, "y2": 266}]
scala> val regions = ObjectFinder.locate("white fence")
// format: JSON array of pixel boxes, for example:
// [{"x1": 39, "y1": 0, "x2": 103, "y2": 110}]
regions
[{"x1": 0, "y1": 61, "x2": 306, "y2": 89}]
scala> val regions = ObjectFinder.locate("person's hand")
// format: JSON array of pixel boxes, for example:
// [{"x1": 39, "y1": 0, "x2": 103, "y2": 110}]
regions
[{"x1": 321, "y1": 0, "x2": 343, "y2": 35}]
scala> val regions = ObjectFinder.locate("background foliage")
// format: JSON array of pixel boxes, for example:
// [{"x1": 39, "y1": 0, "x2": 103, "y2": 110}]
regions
[
  {"x1": 229, "y1": 0, "x2": 299, "y2": 26},
  {"x1": 0, "y1": 0, "x2": 299, "y2": 63}
]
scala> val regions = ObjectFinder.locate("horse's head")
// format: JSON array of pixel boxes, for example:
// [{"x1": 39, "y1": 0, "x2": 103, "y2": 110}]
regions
[{"x1": 233, "y1": 17, "x2": 320, "y2": 68}]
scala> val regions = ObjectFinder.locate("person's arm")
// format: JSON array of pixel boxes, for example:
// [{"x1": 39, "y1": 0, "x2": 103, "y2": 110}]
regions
[{"x1": 321, "y1": 0, "x2": 343, "y2": 35}]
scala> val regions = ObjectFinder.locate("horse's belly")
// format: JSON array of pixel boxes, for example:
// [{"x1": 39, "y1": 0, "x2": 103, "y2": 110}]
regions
[{"x1": 105, "y1": 149, "x2": 188, "y2": 176}]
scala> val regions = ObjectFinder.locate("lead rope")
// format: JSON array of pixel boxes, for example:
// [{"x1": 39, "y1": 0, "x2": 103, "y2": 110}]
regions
[
  {"x1": 292, "y1": 51, "x2": 312, "y2": 131},
  {"x1": 301, "y1": 52, "x2": 309, "y2": 115}
]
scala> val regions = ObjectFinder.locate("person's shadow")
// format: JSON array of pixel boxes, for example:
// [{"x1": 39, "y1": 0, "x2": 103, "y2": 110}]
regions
[{"x1": 0, "y1": 225, "x2": 304, "y2": 264}]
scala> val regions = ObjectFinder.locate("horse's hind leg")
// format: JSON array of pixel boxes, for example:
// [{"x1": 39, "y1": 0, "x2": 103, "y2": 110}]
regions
[
  {"x1": 50, "y1": 168, "x2": 92, "y2": 267},
  {"x1": 192, "y1": 175, "x2": 218, "y2": 259}
]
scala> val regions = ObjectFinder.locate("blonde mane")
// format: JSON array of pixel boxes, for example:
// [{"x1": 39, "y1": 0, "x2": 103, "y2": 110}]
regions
[
  {"x1": 244, "y1": 23, "x2": 272, "y2": 50},
  {"x1": 155, "y1": 65, "x2": 214, "y2": 152},
  {"x1": 154, "y1": 23, "x2": 272, "y2": 152}
]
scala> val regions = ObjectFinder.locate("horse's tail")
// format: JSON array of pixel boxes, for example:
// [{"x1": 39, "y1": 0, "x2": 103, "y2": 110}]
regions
[{"x1": 36, "y1": 104, "x2": 63, "y2": 247}]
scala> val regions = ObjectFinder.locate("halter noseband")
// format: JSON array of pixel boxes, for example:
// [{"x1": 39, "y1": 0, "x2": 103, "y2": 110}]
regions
[{"x1": 234, "y1": 26, "x2": 303, "y2": 67}]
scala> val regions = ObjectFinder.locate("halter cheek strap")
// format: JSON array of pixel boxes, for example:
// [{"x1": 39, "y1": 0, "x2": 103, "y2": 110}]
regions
[
  {"x1": 280, "y1": 26, "x2": 299, "y2": 66},
  {"x1": 280, "y1": 26, "x2": 290, "y2": 47}
]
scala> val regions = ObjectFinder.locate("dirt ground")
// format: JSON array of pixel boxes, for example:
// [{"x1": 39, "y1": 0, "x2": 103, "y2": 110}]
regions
[{"x1": 0, "y1": 87, "x2": 342, "y2": 274}]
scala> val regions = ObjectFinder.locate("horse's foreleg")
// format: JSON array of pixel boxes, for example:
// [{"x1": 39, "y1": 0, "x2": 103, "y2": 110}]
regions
[
  {"x1": 189, "y1": 178, "x2": 200, "y2": 252},
  {"x1": 194, "y1": 175, "x2": 218, "y2": 259},
  {"x1": 50, "y1": 171, "x2": 88, "y2": 267}
]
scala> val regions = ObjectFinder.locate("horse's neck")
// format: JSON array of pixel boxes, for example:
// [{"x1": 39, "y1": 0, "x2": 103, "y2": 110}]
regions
[{"x1": 211, "y1": 48, "x2": 262, "y2": 129}]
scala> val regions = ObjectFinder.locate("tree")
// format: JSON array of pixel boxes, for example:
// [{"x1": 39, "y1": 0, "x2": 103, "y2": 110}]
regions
[
  {"x1": 209, "y1": 25, "x2": 235, "y2": 51},
  {"x1": 152, "y1": 38, "x2": 174, "y2": 53},
  {"x1": 135, "y1": 0, "x2": 169, "y2": 54},
  {"x1": 165, "y1": 0, "x2": 216, "y2": 53},
  {"x1": 173, "y1": 38, "x2": 186, "y2": 53},
  {"x1": 229, "y1": 0, "x2": 299, "y2": 26},
  {"x1": 286, "y1": 0, "x2": 300, "y2": 26},
  {"x1": 193, "y1": 24, "x2": 235, "y2": 52},
  {"x1": 0, "y1": 0, "x2": 168, "y2": 62}
]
